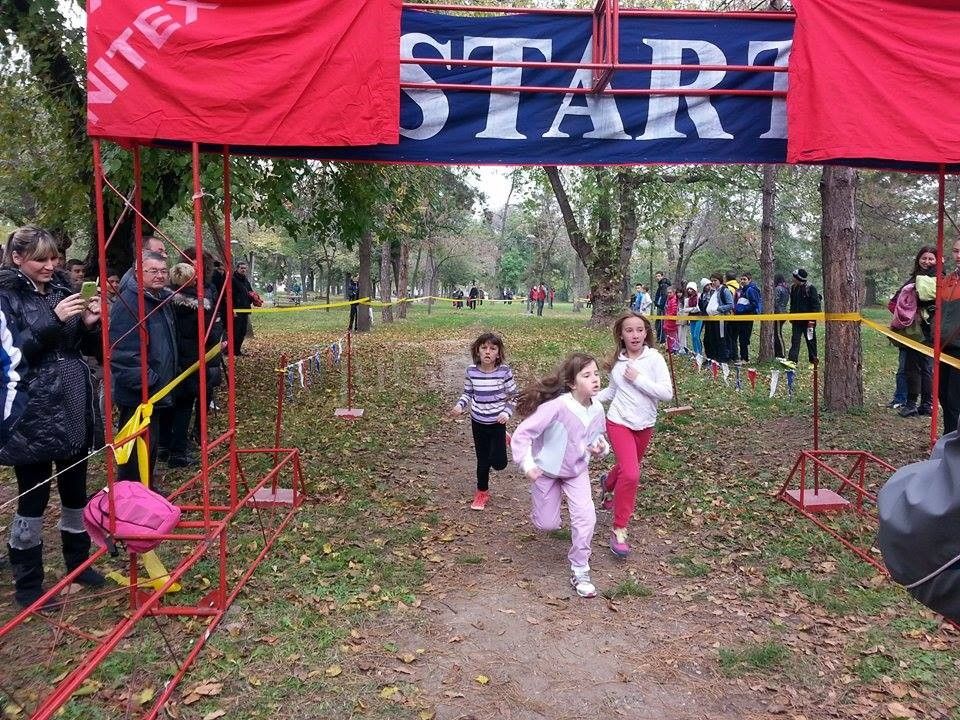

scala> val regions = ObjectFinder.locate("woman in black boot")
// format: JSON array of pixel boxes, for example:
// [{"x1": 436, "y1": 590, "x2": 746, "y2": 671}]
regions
[{"x1": 0, "y1": 227, "x2": 105, "y2": 608}]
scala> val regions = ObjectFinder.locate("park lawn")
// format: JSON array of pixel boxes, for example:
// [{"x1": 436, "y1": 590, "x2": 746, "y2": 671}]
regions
[{"x1": 3, "y1": 300, "x2": 957, "y2": 719}]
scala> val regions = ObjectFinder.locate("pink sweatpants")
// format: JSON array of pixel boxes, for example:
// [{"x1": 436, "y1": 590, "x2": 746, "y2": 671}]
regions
[
  {"x1": 605, "y1": 420, "x2": 654, "y2": 530},
  {"x1": 530, "y1": 471, "x2": 596, "y2": 568}
]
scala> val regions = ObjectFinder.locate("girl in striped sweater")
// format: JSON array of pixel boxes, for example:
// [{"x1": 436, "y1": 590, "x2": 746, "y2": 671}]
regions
[{"x1": 451, "y1": 332, "x2": 517, "y2": 510}]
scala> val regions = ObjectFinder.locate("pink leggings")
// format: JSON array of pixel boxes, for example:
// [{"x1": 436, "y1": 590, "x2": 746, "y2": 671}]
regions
[{"x1": 604, "y1": 420, "x2": 654, "y2": 530}]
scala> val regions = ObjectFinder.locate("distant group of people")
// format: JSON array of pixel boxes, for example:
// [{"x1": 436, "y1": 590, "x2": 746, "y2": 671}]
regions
[
  {"x1": 629, "y1": 269, "x2": 820, "y2": 367},
  {"x1": 526, "y1": 284, "x2": 553, "y2": 316},
  {"x1": 0, "y1": 226, "x2": 260, "y2": 608}
]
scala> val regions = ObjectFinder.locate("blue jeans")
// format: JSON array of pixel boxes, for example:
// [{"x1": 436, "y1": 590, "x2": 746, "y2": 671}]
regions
[
  {"x1": 690, "y1": 320, "x2": 703, "y2": 355},
  {"x1": 893, "y1": 347, "x2": 908, "y2": 405}
]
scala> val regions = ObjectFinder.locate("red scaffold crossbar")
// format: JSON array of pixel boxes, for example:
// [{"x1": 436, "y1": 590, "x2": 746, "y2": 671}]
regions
[{"x1": 399, "y1": 0, "x2": 792, "y2": 96}]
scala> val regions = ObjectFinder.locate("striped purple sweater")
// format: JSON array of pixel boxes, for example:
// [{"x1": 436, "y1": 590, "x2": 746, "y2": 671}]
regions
[{"x1": 455, "y1": 363, "x2": 517, "y2": 424}]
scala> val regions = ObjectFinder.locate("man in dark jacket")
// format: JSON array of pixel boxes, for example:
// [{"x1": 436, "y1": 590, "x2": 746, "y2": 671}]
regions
[
  {"x1": 109, "y1": 251, "x2": 178, "y2": 487},
  {"x1": 231, "y1": 262, "x2": 254, "y2": 355},
  {"x1": 653, "y1": 272, "x2": 671, "y2": 342},
  {"x1": 734, "y1": 271, "x2": 763, "y2": 363},
  {"x1": 346, "y1": 274, "x2": 360, "y2": 330},
  {"x1": 787, "y1": 268, "x2": 821, "y2": 366}
]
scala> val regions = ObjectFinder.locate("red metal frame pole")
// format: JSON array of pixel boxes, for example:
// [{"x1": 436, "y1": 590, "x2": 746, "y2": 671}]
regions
[
  {"x1": 813, "y1": 359, "x2": 820, "y2": 492},
  {"x1": 92, "y1": 140, "x2": 118, "y2": 533},
  {"x1": 190, "y1": 143, "x2": 212, "y2": 534},
  {"x1": 931, "y1": 165, "x2": 946, "y2": 450},
  {"x1": 275, "y1": 354, "x2": 286, "y2": 467},
  {"x1": 346, "y1": 331, "x2": 354, "y2": 409},
  {"x1": 222, "y1": 147, "x2": 239, "y2": 508},
  {"x1": 131, "y1": 145, "x2": 151, "y2": 501}
]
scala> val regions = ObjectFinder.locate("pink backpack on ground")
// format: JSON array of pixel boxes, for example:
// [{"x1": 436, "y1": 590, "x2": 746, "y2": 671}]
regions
[{"x1": 84, "y1": 481, "x2": 181, "y2": 554}]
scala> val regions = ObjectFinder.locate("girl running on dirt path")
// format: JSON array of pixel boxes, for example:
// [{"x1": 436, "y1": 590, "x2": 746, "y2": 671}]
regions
[
  {"x1": 510, "y1": 353, "x2": 609, "y2": 598},
  {"x1": 597, "y1": 312, "x2": 672, "y2": 559},
  {"x1": 451, "y1": 332, "x2": 517, "y2": 511}
]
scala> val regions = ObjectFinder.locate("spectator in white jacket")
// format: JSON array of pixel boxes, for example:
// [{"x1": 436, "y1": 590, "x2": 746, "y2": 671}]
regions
[{"x1": 596, "y1": 312, "x2": 672, "y2": 558}]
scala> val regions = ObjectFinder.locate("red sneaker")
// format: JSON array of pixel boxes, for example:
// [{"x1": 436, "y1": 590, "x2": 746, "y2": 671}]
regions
[{"x1": 470, "y1": 490, "x2": 490, "y2": 511}]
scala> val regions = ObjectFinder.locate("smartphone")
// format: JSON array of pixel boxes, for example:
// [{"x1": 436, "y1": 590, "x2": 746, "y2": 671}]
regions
[{"x1": 80, "y1": 281, "x2": 98, "y2": 299}]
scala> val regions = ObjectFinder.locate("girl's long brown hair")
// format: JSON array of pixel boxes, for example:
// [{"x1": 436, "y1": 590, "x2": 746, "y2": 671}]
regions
[
  {"x1": 515, "y1": 352, "x2": 597, "y2": 418},
  {"x1": 604, "y1": 311, "x2": 654, "y2": 371}
]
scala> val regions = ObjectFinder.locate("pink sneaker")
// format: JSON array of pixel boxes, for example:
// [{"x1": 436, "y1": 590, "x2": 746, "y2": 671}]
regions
[
  {"x1": 470, "y1": 490, "x2": 490, "y2": 511},
  {"x1": 609, "y1": 528, "x2": 630, "y2": 558}
]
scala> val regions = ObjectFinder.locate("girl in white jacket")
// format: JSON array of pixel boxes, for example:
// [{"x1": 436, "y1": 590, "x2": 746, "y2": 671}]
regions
[{"x1": 597, "y1": 312, "x2": 673, "y2": 558}]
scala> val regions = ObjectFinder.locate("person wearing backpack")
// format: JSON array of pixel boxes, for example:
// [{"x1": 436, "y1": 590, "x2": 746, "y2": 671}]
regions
[
  {"x1": 733, "y1": 271, "x2": 763, "y2": 363},
  {"x1": 786, "y1": 269, "x2": 821, "y2": 366},
  {"x1": 701, "y1": 273, "x2": 733, "y2": 363},
  {"x1": 895, "y1": 246, "x2": 937, "y2": 418}
]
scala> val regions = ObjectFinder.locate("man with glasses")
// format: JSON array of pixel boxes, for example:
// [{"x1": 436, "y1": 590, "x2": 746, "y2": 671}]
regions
[{"x1": 109, "y1": 251, "x2": 178, "y2": 489}]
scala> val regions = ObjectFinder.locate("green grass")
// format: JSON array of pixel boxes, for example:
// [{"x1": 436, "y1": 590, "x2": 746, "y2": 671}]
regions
[
  {"x1": 718, "y1": 641, "x2": 791, "y2": 676},
  {"x1": 603, "y1": 578, "x2": 653, "y2": 600},
  {"x1": 670, "y1": 554, "x2": 711, "y2": 578}
]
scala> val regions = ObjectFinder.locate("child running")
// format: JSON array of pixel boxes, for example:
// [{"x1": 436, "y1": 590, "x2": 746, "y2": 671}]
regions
[
  {"x1": 451, "y1": 332, "x2": 517, "y2": 511},
  {"x1": 597, "y1": 312, "x2": 672, "y2": 558},
  {"x1": 510, "y1": 353, "x2": 609, "y2": 598}
]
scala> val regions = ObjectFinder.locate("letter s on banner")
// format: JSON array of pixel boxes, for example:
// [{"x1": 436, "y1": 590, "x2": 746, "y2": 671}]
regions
[{"x1": 400, "y1": 33, "x2": 452, "y2": 141}]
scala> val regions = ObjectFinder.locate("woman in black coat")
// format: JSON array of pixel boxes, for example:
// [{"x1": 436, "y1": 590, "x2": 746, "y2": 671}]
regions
[{"x1": 0, "y1": 226, "x2": 104, "y2": 607}]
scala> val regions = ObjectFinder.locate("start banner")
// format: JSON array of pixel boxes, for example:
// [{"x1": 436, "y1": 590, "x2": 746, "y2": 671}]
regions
[{"x1": 259, "y1": 9, "x2": 793, "y2": 165}]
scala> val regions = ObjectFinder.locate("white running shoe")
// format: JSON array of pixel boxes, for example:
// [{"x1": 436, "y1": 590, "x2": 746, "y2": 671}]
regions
[{"x1": 570, "y1": 568, "x2": 597, "y2": 598}]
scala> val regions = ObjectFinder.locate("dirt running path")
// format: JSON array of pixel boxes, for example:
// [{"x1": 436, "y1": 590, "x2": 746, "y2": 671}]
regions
[{"x1": 357, "y1": 346, "x2": 794, "y2": 720}]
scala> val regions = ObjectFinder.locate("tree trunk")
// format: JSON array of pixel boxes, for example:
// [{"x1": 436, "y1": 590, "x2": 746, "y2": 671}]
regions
[
  {"x1": 379, "y1": 236, "x2": 394, "y2": 323},
  {"x1": 425, "y1": 249, "x2": 436, "y2": 315},
  {"x1": 397, "y1": 239, "x2": 410, "y2": 319},
  {"x1": 820, "y1": 166, "x2": 863, "y2": 410},
  {"x1": 864, "y1": 271, "x2": 879, "y2": 307},
  {"x1": 411, "y1": 246, "x2": 423, "y2": 297},
  {"x1": 572, "y1": 257, "x2": 586, "y2": 312},
  {"x1": 544, "y1": 166, "x2": 629, "y2": 325},
  {"x1": 356, "y1": 229, "x2": 373, "y2": 332},
  {"x1": 759, "y1": 165, "x2": 778, "y2": 361}
]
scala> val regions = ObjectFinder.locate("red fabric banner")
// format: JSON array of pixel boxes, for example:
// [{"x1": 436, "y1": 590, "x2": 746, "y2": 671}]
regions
[
  {"x1": 86, "y1": 0, "x2": 400, "y2": 147},
  {"x1": 787, "y1": 0, "x2": 960, "y2": 166}
]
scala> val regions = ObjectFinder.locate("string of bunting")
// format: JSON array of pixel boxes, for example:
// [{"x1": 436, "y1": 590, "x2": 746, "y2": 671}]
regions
[
  {"x1": 689, "y1": 353, "x2": 802, "y2": 400},
  {"x1": 278, "y1": 336, "x2": 345, "y2": 404}
]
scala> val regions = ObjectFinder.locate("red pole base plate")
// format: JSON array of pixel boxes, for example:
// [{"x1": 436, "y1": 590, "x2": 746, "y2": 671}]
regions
[
  {"x1": 334, "y1": 408, "x2": 364, "y2": 419},
  {"x1": 782, "y1": 488, "x2": 851, "y2": 513},
  {"x1": 248, "y1": 486, "x2": 296, "y2": 507}
]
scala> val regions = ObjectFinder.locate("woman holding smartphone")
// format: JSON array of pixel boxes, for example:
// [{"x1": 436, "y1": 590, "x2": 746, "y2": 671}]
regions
[{"x1": 0, "y1": 226, "x2": 105, "y2": 608}]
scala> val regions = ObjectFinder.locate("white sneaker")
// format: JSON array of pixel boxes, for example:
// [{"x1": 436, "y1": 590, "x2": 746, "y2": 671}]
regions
[{"x1": 570, "y1": 568, "x2": 597, "y2": 598}]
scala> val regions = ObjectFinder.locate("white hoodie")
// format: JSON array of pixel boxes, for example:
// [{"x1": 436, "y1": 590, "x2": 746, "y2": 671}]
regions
[{"x1": 597, "y1": 347, "x2": 673, "y2": 430}]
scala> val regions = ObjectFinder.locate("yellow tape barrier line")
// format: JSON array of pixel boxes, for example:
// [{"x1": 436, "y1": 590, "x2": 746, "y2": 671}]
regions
[
  {"x1": 860, "y1": 317, "x2": 960, "y2": 371},
  {"x1": 242, "y1": 297, "x2": 369, "y2": 314},
  {"x1": 113, "y1": 344, "x2": 224, "y2": 475},
  {"x1": 647, "y1": 312, "x2": 862, "y2": 322}
]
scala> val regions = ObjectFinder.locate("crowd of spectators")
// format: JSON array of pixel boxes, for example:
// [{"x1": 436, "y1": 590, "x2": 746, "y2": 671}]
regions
[{"x1": 0, "y1": 226, "x2": 255, "y2": 608}]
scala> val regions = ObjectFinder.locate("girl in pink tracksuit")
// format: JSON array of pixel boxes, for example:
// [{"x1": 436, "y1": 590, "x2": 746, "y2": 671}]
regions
[
  {"x1": 597, "y1": 312, "x2": 672, "y2": 559},
  {"x1": 510, "y1": 353, "x2": 610, "y2": 598}
]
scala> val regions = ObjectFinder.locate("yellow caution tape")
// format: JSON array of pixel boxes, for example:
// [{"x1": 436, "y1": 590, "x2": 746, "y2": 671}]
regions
[
  {"x1": 113, "y1": 344, "x2": 223, "y2": 479},
  {"x1": 241, "y1": 297, "x2": 369, "y2": 314},
  {"x1": 860, "y1": 317, "x2": 960, "y2": 371}
]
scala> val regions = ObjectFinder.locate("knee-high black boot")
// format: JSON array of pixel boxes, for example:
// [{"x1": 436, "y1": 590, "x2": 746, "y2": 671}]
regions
[
  {"x1": 9, "y1": 543, "x2": 46, "y2": 608},
  {"x1": 61, "y1": 531, "x2": 105, "y2": 587}
]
